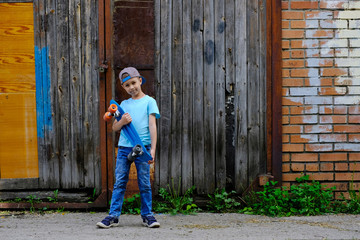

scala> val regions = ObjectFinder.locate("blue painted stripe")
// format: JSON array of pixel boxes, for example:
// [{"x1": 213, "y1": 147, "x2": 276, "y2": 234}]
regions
[{"x1": 35, "y1": 46, "x2": 52, "y2": 138}]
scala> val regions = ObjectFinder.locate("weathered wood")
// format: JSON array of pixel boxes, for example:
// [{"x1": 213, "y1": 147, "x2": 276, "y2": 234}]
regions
[
  {"x1": 215, "y1": 0, "x2": 226, "y2": 190},
  {"x1": 192, "y1": 0, "x2": 205, "y2": 194},
  {"x1": 234, "y1": 0, "x2": 248, "y2": 192},
  {"x1": 159, "y1": 0, "x2": 172, "y2": 188},
  {"x1": 171, "y1": 0, "x2": 182, "y2": 190},
  {"x1": 181, "y1": 0, "x2": 193, "y2": 193}
]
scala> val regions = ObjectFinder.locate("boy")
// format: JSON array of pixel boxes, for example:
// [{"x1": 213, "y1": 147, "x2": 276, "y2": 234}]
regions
[{"x1": 97, "y1": 67, "x2": 160, "y2": 228}]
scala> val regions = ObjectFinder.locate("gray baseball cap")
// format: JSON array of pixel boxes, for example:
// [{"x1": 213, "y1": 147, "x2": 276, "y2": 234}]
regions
[{"x1": 119, "y1": 67, "x2": 146, "y2": 85}]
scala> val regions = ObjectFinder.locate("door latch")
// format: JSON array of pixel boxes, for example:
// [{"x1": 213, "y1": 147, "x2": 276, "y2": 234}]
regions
[{"x1": 97, "y1": 61, "x2": 108, "y2": 73}]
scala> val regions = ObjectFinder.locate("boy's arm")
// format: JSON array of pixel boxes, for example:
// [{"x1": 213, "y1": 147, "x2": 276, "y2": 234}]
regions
[
  {"x1": 148, "y1": 114, "x2": 157, "y2": 164},
  {"x1": 112, "y1": 113, "x2": 132, "y2": 132}
]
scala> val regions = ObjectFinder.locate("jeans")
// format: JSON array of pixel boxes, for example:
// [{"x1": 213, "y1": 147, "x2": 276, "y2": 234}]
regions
[{"x1": 109, "y1": 146, "x2": 153, "y2": 218}]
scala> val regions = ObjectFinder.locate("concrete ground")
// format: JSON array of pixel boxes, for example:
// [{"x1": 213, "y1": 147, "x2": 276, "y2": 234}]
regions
[{"x1": 0, "y1": 212, "x2": 360, "y2": 240}]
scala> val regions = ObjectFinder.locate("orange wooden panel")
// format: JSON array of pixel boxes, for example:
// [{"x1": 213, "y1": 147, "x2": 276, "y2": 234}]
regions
[
  {"x1": 0, "y1": 3, "x2": 38, "y2": 179},
  {"x1": 0, "y1": 3, "x2": 35, "y2": 94},
  {"x1": 0, "y1": 93, "x2": 39, "y2": 178}
]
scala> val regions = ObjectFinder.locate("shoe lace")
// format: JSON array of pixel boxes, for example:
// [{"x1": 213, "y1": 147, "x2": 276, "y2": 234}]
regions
[
  {"x1": 145, "y1": 216, "x2": 157, "y2": 224},
  {"x1": 103, "y1": 216, "x2": 114, "y2": 224}
]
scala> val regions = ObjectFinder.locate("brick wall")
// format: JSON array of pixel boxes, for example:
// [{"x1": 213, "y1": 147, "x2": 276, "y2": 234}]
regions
[{"x1": 282, "y1": 0, "x2": 360, "y2": 198}]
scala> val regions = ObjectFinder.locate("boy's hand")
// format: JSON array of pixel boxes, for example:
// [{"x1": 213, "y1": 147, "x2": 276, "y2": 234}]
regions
[{"x1": 148, "y1": 148, "x2": 156, "y2": 164}]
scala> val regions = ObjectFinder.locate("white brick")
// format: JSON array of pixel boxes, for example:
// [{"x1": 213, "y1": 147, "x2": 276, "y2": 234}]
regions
[
  {"x1": 350, "y1": 68, "x2": 360, "y2": 76},
  {"x1": 307, "y1": 58, "x2": 332, "y2": 67},
  {"x1": 290, "y1": 87, "x2": 318, "y2": 96},
  {"x1": 335, "y1": 48, "x2": 349, "y2": 57},
  {"x1": 350, "y1": 48, "x2": 360, "y2": 57},
  {"x1": 306, "y1": 49, "x2": 320, "y2": 57},
  {"x1": 299, "y1": 134, "x2": 318, "y2": 142},
  {"x1": 335, "y1": 143, "x2": 360, "y2": 151},
  {"x1": 320, "y1": 134, "x2": 347, "y2": 143},
  {"x1": 320, "y1": 48, "x2": 334, "y2": 57},
  {"x1": 305, "y1": 125, "x2": 332, "y2": 133},
  {"x1": 335, "y1": 77, "x2": 360, "y2": 85},
  {"x1": 349, "y1": 1, "x2": 360, "y2": 9},
  {"x1": 350, "y1": 39, "x2": 360, "y2": 47},
  {"x1": 301, "y1": 40, "x2": 320, "y2": 48},
  {"x1": 337, "y1": 11, "x2": 360, "y2": 19},
  {"x1": 322, "y1": 1, "x2": 348, "y2": 9},
  {"x1": 334, "y1": 96, "x2": 360, "y2": 104},
  {"x1": 305, "y1": 105, "x2": 319, "y2": 114},
  {"x1": 320, "y1": 20, "x2": 348, "y2": 28},
  {"x1": 349, "y1": 20, "x2": 360, "y2": 28},
  {"x1": 336, "y1": 58, "x2": 360, "y2": 67},
  {"x1": 308, "y1": 77, "x2": 322, "y2": 86},
  {"x1": 306, "y1": 11, "x2": 333, "y2": 20},
  {"x1": 321, "y1": 39, "x2": 348, "y2": 48},
  {"x1": 336, "y1": 30, "x2": 360, "y2": 38},
  {"x1": 305, "y1": 96, "x2": 332, "y2": 105},
  {"x1": 319, "y1": 106, "x2": 333, "y2": 114},
  {"x1": 305, "y1": 20, "x2": 319, "y2": 28},
  {"x1": 348, "y1": 86, "x2": 360, "y2": 94}
]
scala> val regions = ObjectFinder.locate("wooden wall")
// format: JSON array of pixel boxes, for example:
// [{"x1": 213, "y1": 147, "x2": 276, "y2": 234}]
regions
[
  {"x1": 0, "y1": 0, "x2": 101, "y2": 193},
  {"x1": 155, "y1": 0, "x2": 267, "y2": 194}
]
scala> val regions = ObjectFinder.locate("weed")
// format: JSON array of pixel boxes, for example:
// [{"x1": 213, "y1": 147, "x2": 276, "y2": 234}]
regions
[
  {"x1": 207, "y1": 188, "x2": 241, "y2": 212},
  {"x1": 47, "y1": 189, "x2": 59, "y2": 203},
  {"x1": 26, "y1": 195, "x2": 41, "y2": 213},
  {"x1": 122, "y1": 193, "x2": 141, "y2": 214},
  {"x1": 88, "y1": 188, "x2": 97, "y2": 203},
  {"x1": 158, "y1": 178, "x2": 199, "y2": 215}
]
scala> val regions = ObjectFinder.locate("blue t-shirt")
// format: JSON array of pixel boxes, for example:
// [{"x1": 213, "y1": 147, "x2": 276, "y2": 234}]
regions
[{"x1": 117, "y1": 95, "x2": 160, "y2": 147}]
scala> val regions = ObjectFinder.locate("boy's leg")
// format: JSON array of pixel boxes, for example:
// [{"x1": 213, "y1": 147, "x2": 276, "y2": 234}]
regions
[{"x1": 97, "y1": 147, "x2": 132, "y2": 228}]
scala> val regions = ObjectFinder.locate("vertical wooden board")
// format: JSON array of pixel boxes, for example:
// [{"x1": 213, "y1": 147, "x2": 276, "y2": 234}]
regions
[
  {"x1": 214, "y1": 0, "x2": 226, "y2": 190},
  {"x1": 0, "y1": 94, "x2": 39, "y2": 178},
  {"x1": 171, "y1": 0, "x2": 183, "y2": 190},
  {"x1": 181, "y1": 0, "x2": 193, "y2": 193},
  {"x1": 203, "y1": 0, "x2": 215, "y2": 193},
  {"x1": 247, "y1": 0, "x2": 260, "y2": 184},
  {"x1": 56, "y1": 0, "x2": 72, "y2": 189},
  {"x1": 69, "y1": 0, "x2": 83, "y2": 188},
  {"x1": 41, "y1": 0, "x2": 60, "y2": 189},
  {"x1": 234, "y1": 0, "x2": 248, "y2": 192},
  {"x1": 259, "y1": 0, "x2": 267, "y2": 173},
  {"x1": 154, "y1": 0, "x2": 161, "y2": 191},
  {"x1": 192, "y1": 0, "x2": 205, "y2": 194},
  {"x1": 159, "y1": 0, "x2": 172, "y2": 188}
]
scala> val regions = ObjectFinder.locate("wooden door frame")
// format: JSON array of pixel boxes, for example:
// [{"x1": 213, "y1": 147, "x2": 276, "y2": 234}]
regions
[{"x1": 98, "y1": 0, "x2": 283, "y2": 197}]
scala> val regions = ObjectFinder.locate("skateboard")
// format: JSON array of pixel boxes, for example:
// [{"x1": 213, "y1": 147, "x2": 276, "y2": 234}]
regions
[{"x1": 103, "y1": 99, "x2": 153, "y2": 162}]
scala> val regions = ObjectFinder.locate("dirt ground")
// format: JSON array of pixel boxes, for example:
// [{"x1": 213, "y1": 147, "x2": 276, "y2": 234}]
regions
[{"x1": 0, "y1": 212, "x2": 359, "y2": 240}]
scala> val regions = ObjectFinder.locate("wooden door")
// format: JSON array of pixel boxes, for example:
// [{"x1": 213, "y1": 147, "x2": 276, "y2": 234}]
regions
[
  {"x1": 111, "y1": 0, "x2": 156, "y2": 196},
  {"x1": 0, "y1": 3, "x2": 39, "y2": 180}
]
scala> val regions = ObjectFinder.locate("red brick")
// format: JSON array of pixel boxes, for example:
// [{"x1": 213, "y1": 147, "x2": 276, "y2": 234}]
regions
[
  {"x1": 283, "y1": 59, "x2": 305, "y2": 68},
  {"x1": 283, "y1": 153, "x2": 290, "y2": 162},
  {"x1": 283, "y1": 30, "x2": 305, "y2": 38},
  {"x1": 349, "y1": 106, "x2": 360, "y2": 114},
  {"x1": 320, "y1": 153, "x2": 347, "y2": 161},
  {"x1": 290, "y1": 106, "x2": 304, "y2": 115},
  {"x1": 283, "y1": 88, "x2": 289, "y2": 96},
  {"x1": 282, "y1": 1, "x2": 289, "y2": 9},
  {"x1": 283, "y1": 135, "x2": 290, "y2": 143},
  {"x1": 335, "y1": 163, "x2": 349, "y2": 171},
  {"x1": 306, "y1": 163, "x2": 319, "y2": 172},
  {"x1": 283, "y1": 173, "x2": 303, "y2": 182},
  {"x1": 349, "y1": 153, "x2": 360, "y2": 161},
  {"x1": 326, "y1": 182, "x2": 348, "y2": 191},
  {"x1": 334, "y1": 125, "x2": 360, "y2": 133},
  {"x1": 350, "y1": 163, "x2": 360, "y2": 171},
  {"x1": 283, "y1": 163, "x2": 291, "y2": 172},
  {"x1": 306, "y1": 144, "x2": 333, "y2": 152},
  {"x1": 283, "y1": 144, "x2": 304, "y2": 152},
  {"x1": 291, "y1": 20, "x2": 306, "y2": 29},
  {"x1": 291, "y1": 1, "x2": 319, "y2": 9},
  {"x1": 335, "y1": 172, "x2": 360, "y2": 181},
  {"x1": 309, "y1": 173, "x2": 334, "y2": 181},
  {"x1": 291, "y1": 153, "x2": 318, "y2": 162},
  {"x1": 321, "y1": 68, "x2": 348, "y2": 77},
  {"x1": 291, "y1": 50, "x2": 305, "y2": 58},
  {"x1": 291, "y1": 39, "x2": 319, "y2": 48},
  {"x1": 283, "y1": 78, "x2": 304, "y2": 87},
  {"x1": 291, "y1": 69, "x2": 314, "y2": 77},
  {"x1": 283, "y1": 115, "x2": 289, "y2": 124},
  {"x1": 319, "y1": 87, "x2": 347, "y2": 96},
  {"x1": 283, "y1": 69, "x2": 290, "y2": 77},
  {"x1": 334, "y1": 106, "x2": 347, "y2": 114},
  {"x1": 283, "y1": 50, "x2": 290, "y2": 59},
  {"x1": 283, "y1": 125, "x2": 302, "y2": 134},
  {"x1": 349, "y1": 134, "x2": 360, "y2": 142},
  {"x1": 291, "y1": 134, "x2": 317, "y2": 143},
  {"x1": 290, "y1": 115, "x2": 317, "y2": 124},
  {"x1": 283, "y1": 106, "x2": 290, "y2": 115},
  {"x1": 320, "y1": 163, "x2": 334, "y2": 171},
  {"x1": 282, "y1": 40, "x2": 290, "y2": 49},
  {"x1": 349, "y1": 115, "x2": 360, "y2": 123},
  {"x1": 282, "y1": 11, "x2": 304, "y2": 20},
  {"x1": 320, "y1": 115, "x2": 347, "y2": 124},
  {"x1": 292, "y1": 163, "x2": 305, "y2": 172},
  {"x1": 283, "y1": 20, "x2": 290, "y2": 29}
]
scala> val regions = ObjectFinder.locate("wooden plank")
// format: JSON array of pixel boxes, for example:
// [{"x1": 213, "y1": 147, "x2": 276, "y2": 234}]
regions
[
  {"x1": 259, "y1": 0, "x2": 267, "y2": 174},
  {"x1": 0, "y1": 93, "x2": 39, "y2": 179},
  {"x1": 192, "y1": 0, "x2": 205, "y2": 194},
  {"x1": 247, "y1": 0, "x2": 260, "y2": 184},
  {"x1": 0, "y1": 178, "x2": 39, "y2": 190},
  {"x1": 154, "y1": 0, "x2": 161, "y2": 192},
  {"x1": 171, "y1": 0, "x2": 182, "y2": 191},
  {"x1": 181, "y1": 0, "x2": 193, "y2": 193},
  {"x1": 215, "y1": 0, "x2": 226, "y2": 190},
  {"x1": 234, "y1": 0, "x2": 248, "y2": 192},
  {"x1": 56, "y1": 1, "x2": 71, "y2": 189},
  {"x1": 159, "y1": 0, "x2": 172, "y2": 188},
  {"x1": 203, "y1": 0, "x2": 215, "y2": 193},
  {"x1": 69, "y1": 0, "x2": 83, "y2": 188}
]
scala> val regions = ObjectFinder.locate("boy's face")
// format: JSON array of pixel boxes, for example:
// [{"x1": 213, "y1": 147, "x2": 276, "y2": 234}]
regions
[{"x1": 122, "y1": 77, "x2": 143, "y2": 97}]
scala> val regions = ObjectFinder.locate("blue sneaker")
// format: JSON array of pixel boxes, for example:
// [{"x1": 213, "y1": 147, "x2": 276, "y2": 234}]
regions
[
  {"x1": 96, "y1": 216, "x2": 119, "y2": 228},
  {"x1": 142, "y1": 215, "x2": 160, "y2": 228}
]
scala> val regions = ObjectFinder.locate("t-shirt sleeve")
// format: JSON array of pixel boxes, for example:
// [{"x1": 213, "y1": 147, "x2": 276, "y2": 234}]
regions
[{"x1": 148, "y1": 97, "x2": 160, "y2": 119}]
